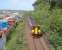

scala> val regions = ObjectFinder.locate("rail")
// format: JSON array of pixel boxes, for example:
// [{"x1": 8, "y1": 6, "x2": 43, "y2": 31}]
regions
[{"x1": 25, "y1": 16, "x2": 51, "y2": 50}]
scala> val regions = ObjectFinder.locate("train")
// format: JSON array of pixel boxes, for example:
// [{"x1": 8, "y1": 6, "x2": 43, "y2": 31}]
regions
[{"x1": 28, "y1": 16, "x2": 43, "y2": 38}]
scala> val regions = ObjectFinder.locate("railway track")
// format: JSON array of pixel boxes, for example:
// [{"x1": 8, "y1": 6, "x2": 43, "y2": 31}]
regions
[{"x1": 25, "y1": 16, "x2": 51, "y2": 50}]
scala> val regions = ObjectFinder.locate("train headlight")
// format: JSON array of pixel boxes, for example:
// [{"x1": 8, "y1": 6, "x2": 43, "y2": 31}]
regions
[
  {"x1": 32, "y1": 29, "x2": 34, "y2": 33},
  {"x1": 38, "y1": 30, "x2": 41, "y2": 33}
]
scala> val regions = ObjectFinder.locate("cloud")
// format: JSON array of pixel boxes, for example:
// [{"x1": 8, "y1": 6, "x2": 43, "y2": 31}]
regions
[
  {"x1": 11, "y1": 0, "x2": 36, "y2": 5},
  {"x1": 0, "y1": 0, "x2": 36, "y2": 10},
  {"x1": 11, "y1": 0, "x2": 20, "y2": 5}
]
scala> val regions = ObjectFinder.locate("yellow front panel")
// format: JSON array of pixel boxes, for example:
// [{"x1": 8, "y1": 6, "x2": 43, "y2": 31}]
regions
[{"x1": 35, "y1": 27, "x2": 38, "y2": 34}]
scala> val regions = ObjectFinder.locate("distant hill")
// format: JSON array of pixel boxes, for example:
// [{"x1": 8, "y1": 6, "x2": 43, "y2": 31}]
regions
[{"x1": 0, "y1": 10, "x2": 27, "y2": 14}]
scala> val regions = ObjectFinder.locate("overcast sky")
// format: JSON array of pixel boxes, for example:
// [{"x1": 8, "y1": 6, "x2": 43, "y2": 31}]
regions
[{"x1": 0, "y1": 0, "x2": 36, "y2": 10}]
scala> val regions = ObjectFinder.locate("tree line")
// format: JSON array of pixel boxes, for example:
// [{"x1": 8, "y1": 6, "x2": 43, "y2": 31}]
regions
[{"x1": 32, "y1": 0, "x2": 62, "y2": 50}]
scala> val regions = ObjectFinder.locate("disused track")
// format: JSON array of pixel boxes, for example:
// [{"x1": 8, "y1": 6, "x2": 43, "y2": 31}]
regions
[{"x1": 25, "y1": 16, "x2": 52, "y2": 50}]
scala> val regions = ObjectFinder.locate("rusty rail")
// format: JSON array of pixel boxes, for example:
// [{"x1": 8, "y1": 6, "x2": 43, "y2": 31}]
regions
[{"x1": 25, "y1": 16, "x2": 51, "y2": 50}]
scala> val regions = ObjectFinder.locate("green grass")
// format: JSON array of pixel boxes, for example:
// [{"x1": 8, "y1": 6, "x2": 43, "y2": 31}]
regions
[{"x1": 6, "y1": 18, "x2": 28, "y2": 50}]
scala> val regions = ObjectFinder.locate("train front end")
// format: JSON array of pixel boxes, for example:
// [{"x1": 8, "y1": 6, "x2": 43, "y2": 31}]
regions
[{"x1": 31, "y1": 25, "x2": 42, "y2": 37}]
